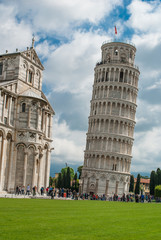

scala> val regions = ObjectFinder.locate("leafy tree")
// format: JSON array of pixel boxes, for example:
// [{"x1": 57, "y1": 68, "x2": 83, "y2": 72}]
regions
[
  {"x1": 77, "y1": 165, "x2": 83, "y2": 179},
  {"x1": 150, "y1": 171, "x2": 156, "y2": 195},
  {"x1": 135, "y1": 174, "x2": 140, "y2": 194},
  {"x1": 61, "y1": 167, "x2": 74, "y2": 180},
  {"x1": 154, "y1": 185, "x2": 161, "y2": 198},
  {"x1": 129, "y1": 175, "x2": 134, "y2": 192},
  {"x1": 66, "y1": 167, "x2": 71, "y2": 188}
]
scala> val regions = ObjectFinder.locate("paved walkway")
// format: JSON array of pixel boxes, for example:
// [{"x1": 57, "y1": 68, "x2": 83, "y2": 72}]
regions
[{"x1": 0, "y1": 193, "x2": 74, "y2": 200}]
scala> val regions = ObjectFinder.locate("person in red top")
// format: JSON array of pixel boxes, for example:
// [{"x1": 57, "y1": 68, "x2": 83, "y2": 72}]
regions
[{"x1": 46, "y1": 187, "x2": 49, "y2": 195}]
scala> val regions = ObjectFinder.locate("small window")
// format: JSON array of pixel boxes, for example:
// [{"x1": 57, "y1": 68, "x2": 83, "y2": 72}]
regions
[
  {"x1": 28, "y1": 71, "x2": 32, "y2": 83},
  {"x1": 5, "y1": 96, "x2": 9, "y2": 109},
  {"x1": 115, "y1": 49, "x2": 118, "y2": 56},
  {"x1": 22, "y1": 103, "x2": 26, "y2": 112},
  {"x1": 4, "y1": 117, "x2": 7, "y2": 124},
  {"x1": 0, "y1": 63, "x2": 3, "y2": 75},
  {"x1": 119, "y1": 71, "x2": 123, "y2": 82}
]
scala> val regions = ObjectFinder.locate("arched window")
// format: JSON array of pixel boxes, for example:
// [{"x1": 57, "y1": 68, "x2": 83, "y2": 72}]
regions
[
  {"x1": 119, "y1": 71, "x2": 123, "y2": 82},
  {"x1": 114, "y1": 48, "x2": 118, "y2": 56},
  {"x1": 22, "y1": 103, "x2": 26, "y2": 112},
  {"x1": 0, "y1": 62, "x2": 3, "y2": 75},
  {"x1": 28, "y1": 71, "x2": 32, "y2": 83},
  {"x1": 28, "y1": 66, "x2": 35, "y2": 84}
]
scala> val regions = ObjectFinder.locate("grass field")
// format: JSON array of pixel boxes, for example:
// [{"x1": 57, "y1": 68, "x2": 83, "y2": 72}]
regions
[{"x1": 0, "y1": 199, "x2": 161, "y2": 240}]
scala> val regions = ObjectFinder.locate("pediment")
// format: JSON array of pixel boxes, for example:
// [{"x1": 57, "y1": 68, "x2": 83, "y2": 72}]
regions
[{"x1": 21, "y1": 48, "x2": 44, "y2": 70}]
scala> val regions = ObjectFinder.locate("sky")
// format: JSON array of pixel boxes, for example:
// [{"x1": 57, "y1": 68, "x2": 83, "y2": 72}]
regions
[{"x1": 0, "y1": 0, "x2": 161, "y2": 174}]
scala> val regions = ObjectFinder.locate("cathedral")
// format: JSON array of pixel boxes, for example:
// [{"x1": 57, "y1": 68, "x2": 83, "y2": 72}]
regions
[
  {"x1": 81, "y1": 40, "x2": 140, "y2": 197},
  {"x1": 0, "y1": 38, "x2": 54, "y2": 193}
]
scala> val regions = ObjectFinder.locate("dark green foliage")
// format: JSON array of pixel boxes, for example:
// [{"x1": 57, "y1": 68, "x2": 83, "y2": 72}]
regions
[
  {"x1": 156, "y1": 168, "x2": 161, "y2": 185},
  {"x1": 73, "y1": 173, "x2": 79, "y2": 192},
  {"x1": 61, "y1": 167, "x2": 74, "y2": 180},
  {"x1": 150, "y1": 171, "x2": 156, "y2": 195},
  {"x1": 77, "y1": 165, "x2": 83, "y2": 179},
  {"x1": 150, "y1": 168, "x2": 161, "y2": 195},
  {"x1": 57, "y1": 173, "x2": 62, "y2": 188},
  {"x1": 154, "y1": 185, "x2": 161, "y2": 198},
  {"x1": 129, "y1": 175, "x2": 134, "y2": 192},
  {"x1": 49, "y1": 176, "x2": 54, "y2": 187},
  {"x1": 62, "y1": 171, "x2": 67, "y2": 188},
  {"x1": 66, "y1": 167, "x2": 71, "y2": 188},
  {"x1": 135, "y1": 174, "x2": 140, "y2": 194},
  {"x1": 56, "y1": 166, "x2": 79, "y2": 189}
]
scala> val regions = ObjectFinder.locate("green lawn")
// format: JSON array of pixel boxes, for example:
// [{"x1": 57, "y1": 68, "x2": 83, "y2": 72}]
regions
[{"x1": 0, "y1": 199, "x2": 161, "y2": 240}]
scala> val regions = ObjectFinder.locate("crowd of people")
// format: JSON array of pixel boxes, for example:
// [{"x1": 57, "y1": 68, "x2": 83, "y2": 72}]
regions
[{"x1": 15, "y1": 185, "x2": 153, "y2": 202}]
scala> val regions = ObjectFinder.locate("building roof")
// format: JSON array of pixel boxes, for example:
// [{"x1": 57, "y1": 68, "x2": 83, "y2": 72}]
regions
[
  {"x1": 134, "y1": 178, "x2": 150, "y2": 184},
  {"x1": 0, "y1": 80, "x2": 17, "y2": 87},
  {"x1": 19, "y1": 88, "x2": 46, "y2": 102}
]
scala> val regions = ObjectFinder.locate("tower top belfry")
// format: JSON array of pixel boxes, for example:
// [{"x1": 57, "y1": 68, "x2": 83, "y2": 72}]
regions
[{"x1": 80, "y1": 40, "x2": 140, "y2": 197}]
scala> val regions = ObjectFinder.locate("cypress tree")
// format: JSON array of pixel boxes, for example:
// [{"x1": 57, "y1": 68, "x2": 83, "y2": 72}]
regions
[
  {"x1": 129, "y1": 175, "x2": 134, "y2": 192},
  {"x1": 74, "y1": 173, "x2": 78, "y2": 192},
  {"x1": 157, "y1": 168, "x2": 161, "y2": 185},
  {"x1": 150, "y1": 170, "x2": 155, "y2": 195},
  {"x1": 66, "y1": 167, "x2": 71, "y2": 188},
  {"x1": 57, "y1": 173, "x2": 62, "y2": 188},
  {"x1": 62, "y1": 171, "x2": 67, "y2": 188},
  {"x1": 135, "y1": 174, "x2": 140, "y2": 194}
]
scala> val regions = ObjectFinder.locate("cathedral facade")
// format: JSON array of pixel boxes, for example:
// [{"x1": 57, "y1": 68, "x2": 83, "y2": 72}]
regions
[
  {"x1": 81, "y1": 41, "x2": 140, "y2": 197},
  {"x1": 0, "y1": 40, "x2": 54, "y2": 193}
]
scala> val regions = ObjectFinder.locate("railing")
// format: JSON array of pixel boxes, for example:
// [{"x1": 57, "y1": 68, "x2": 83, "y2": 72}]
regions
[
  {"x1": 96, "y1": 60, "x2": 139, "y2": 71},
  {"x1": 102, "y1": 39, "x2": 135, "y2": 47}
]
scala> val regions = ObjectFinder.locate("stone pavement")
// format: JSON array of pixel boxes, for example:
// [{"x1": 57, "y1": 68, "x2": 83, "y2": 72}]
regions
[{"x1": 0, "y1": 193, "x2": 73, "y2": 200}]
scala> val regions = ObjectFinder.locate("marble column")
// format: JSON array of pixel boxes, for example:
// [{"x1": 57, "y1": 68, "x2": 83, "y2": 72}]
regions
[
  {"x1": 23, "y1": 152, "x2": 28, "y2": 187},
  {"x1": 27, "y1": 106, "x2": 31, "y2": 128},
  {"x1": 2, "y1": 93, "x2": 6, "y2": 122},
  {"x1": 95, "y1": 179, "x2": 99, "y2": 194},
  {"x1": 105, "y1": 180, "x2": 109, "y2": 196},
  {"x1": 0, "y1": 137, "x2": 7, "y2": 191},
  {"x1": 8, "y1": 96, "x2": 12, "y2": 125},
  {"x1": 115, "y1": 181, "x2": 119, "y2": 195},
  {"x1": 32, "y1": 152, "x2": 38, "y2": 188}
]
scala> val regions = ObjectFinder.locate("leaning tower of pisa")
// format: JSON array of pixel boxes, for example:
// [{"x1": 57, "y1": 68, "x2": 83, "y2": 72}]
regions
[{"x1": 81, "y1": 40, "x2": 140, "y2": 197}]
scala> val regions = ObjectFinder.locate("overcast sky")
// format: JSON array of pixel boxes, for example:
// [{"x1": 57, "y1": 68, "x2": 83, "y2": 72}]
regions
[{"x1": 1, "y1": 0, "x2": 161, "y2": 173}]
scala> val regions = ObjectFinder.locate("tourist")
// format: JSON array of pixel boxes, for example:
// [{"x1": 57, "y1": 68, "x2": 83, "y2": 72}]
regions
[
  {"x1": 21, "y1": 186, "x2": 25, "y2": 195},
  {"x1": 49, "y1": 186, "x2": 53, "y2": 195},
  {"x1": 126, "y1": 195, "x2": 129, "y2": 202},
  {"x1": 26, "y1": 184, "x2": 30, "y2": 195},
  {"x1": 148, "y1": 194, "x2": 151, "y2": 203},
  {"x1": 40, "y1": 187, "x2": 44, "y2": 195},
  {"x1": 15, "y1": 186, "x2": 19, "y2": 195},
  {"x1": 61, "y1": 188, "x2": 64, "y2": 197},
  {"x1": 32, "y1": 186, "x2": 36, "y2": 196},
  {"x1": 46, "y1": 186, "x2": 49, "y2": 195}
]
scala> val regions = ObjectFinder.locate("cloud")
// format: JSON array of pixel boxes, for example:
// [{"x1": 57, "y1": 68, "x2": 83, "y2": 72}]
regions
[
  {"x1": 0, "y1": 3, "x2": 32, "y2": 53},
  {"x1": 132, "y1": 126, "x2": 161, "y2": 172},
  {"x1": 127, "y1": 0, "x2": 161, "y2": 48},
  {"x1": 51, "y1": 117, "x2": 86, "y2": 165},
  {"x1": 6, "y1": 0, "x2": 122, "y2": 36},
  {"x1": 43, "y1": 30, "x2": 108, "y2": 93},
  {"x1": 35, "y1": 40, "x2": 56, "y2": 59},
  {"x1": 135, "y1": 98, "x2": 161, "y2": 130}
]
